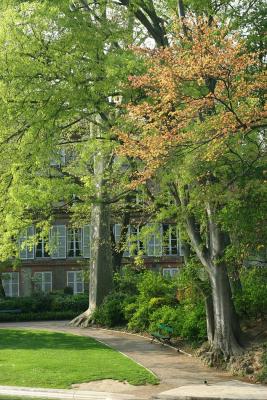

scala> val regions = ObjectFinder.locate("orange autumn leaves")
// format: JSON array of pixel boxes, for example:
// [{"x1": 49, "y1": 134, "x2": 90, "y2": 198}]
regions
[{"x1": 117, "y1": 19, "x2": 266, "y2": 184}]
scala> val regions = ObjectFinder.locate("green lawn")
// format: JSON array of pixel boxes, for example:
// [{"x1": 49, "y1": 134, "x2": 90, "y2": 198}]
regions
[{"x1": 0, "y1": 329, "x2": 158, "y2": 388}]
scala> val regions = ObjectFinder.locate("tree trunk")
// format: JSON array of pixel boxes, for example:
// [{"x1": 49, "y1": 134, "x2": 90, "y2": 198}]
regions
[
  {"x1": 205, "y1": 293, "x2": 214, "y2": 344},
  {"x1": 111, "y1": 211, "x2": 130, "y2": 273},
  {"x1": 207, "y1": 261, "x2": 242, "y2": 361},
  {"x1": 182, "y1": 197, "x2": 243, "y2": 360},
  {"x1": 70, "y1": 119, "x2": 113, "y2": 327},
  {"x1": 0, "y1": 273, "x2": 6, "y2": 298}
]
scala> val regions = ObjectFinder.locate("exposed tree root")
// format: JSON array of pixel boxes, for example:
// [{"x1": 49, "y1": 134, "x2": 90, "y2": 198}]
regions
[
  {"x1": 69, "y1": 308, "x2": 95, "y2": 328},
  {"x1": 198, "y1": 342, "x2": 244, "y2": 368}
]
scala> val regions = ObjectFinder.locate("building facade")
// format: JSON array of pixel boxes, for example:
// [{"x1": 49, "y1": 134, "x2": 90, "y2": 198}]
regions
[{"x1": 2, "y1": 221, "x2": 184, "y2": 297}]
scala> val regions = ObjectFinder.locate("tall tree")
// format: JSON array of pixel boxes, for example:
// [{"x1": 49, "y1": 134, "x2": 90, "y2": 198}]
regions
[
  {"x1": 118, "y1": 19, "x2": 266, "y2": 359},
  {"x1": 0, "y1": 0, "x2": 138, "y2": 324}
]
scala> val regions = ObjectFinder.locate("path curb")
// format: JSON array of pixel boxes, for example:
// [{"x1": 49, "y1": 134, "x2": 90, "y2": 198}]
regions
[
  {"x1": 0, "y1": 385, "x2": 141, "y2": 400},
  {"x1": 153, "y1": 380, "x2": 267, "y2": 400}
]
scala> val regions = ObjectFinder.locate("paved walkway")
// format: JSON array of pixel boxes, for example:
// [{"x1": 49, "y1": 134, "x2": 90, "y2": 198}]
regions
[{"x1": 0, "y1": 321, "x2": 232, "y2": 399}]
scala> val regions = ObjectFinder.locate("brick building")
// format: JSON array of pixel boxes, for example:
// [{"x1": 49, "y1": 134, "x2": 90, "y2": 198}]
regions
[{"x1": 2, "y1": 220, "x2": 183, "y2": 297}]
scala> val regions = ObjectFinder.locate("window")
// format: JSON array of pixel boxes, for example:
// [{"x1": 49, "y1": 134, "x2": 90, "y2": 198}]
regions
[
  {"x1": 19, "y1": 226, "x2": 35, "y2": 260},
  {"x1": 162, "y1": 224, "x2": 179, "y2": 256},
  {"x1": 50, "y1": 148, "x2": 66, "y2": 167},
  {"x1": 67, "y1": 228, "x2": 82, "y2": 257},
  {"x1": 162, "y1": 268, "x2": 179, "y2": 278},
  {"x1": 35, "y1": 237, "x2": 49, "y2": 258},
  {"x1": 50, "y1": 225, "x2": 66, "y2": 259},
  {"x1": 2, "y1": 272, "x2": 19, "y2": 297},
  {"x1": 67, "y1": 271, "x2": 84, "y2": 294},
  {"x1": 115, "y1": 225, "x2": 144, "y2": 257},
  {"x1": 34, "y1": 272, "x2": 52, "y2": 293},
  {"x1": 128, "y1": 226, "x2": 145, "y2": 256}
]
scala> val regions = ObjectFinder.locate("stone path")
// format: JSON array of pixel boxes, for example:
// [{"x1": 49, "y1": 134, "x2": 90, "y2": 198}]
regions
[{"x1": 0, "y1": 321, "x2": 229, "y2": 399}]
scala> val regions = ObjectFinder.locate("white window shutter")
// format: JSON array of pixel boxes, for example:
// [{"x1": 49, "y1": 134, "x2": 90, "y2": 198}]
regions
[
  {"x1": 113, "y1": 224, "x2": 121, "y2": 243},
  {"x1": 83, "y1": 225, "x2": 91, "y2": 258}
]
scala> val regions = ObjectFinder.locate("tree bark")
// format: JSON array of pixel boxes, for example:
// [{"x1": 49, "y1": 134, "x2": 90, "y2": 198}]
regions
[
  {"x1": 111, "y1": 210, "x2": 131, "y2": 273},
  {"x1": 207, "y1": 260, "x2": 242, "y2": 360},
  {"x1": 182, "y1": 194, "x2": 242, "y2": 359},
  {"x1": 204, "y1": 293, "x2": 214, "y2": 344},
  {"x1": 70, "y1": 120, "x2": 113, "y2": 327},
  {"x1": 0, "y1": 273, "x2": 6, "y2": 298}
]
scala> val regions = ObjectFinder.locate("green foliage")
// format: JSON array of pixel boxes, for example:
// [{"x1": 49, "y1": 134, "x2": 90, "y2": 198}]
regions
[
  {"x1": 0, "y1": 311, "x2": 77, "y2": 322},
  {"x1": 0, "y1": 293, "x2": 88, "y2": 314},
  {"x1": 93, "y1": 292, "x2": 127, "y2": 327},
  {"x1": 127, "y1": 271, "x2": 178, "y2": 332},
  {"x1": 234, "y1": 267, "x2": 267, "y2": 319},
  {"x1": 148, "y1": 301, "x2": 206, "y2": 343},
  {"x1": 63, "y1": 286, "x2": 74, "y2": 295},
  {"x1": 148, "y1": 305, "x2": 181, "y2": 335},
  {"x1": 93, "y1": 266, "x2": 140, "y2": 327},
  {"x1": 94, "y1": 267, "x2": 207, "y2": 343}
]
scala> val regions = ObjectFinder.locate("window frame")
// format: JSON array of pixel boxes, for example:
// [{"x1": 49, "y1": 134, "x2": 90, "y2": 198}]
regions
[
  {"x1": 19, "y1": 226, "x2": 35, "y2": 260},
  {"x1": 162, "y1": 224, "x2": 180, "y2": 256},
  {"x1": 35, "y1": 236, "x2": 50, "y2": 258},
  {"x1": 67, "y1": 228, "x2": 82, "y2": 258},
  {"x1": 34, "y1": 271, "x2": 52, "y2": 293},
  {"x1": 2, "y1": 272, "x2": 19, "y2": 297},
  {"x1": 67, "y1": 270, "x2": 84, "y2": 294},
  {"x1": 162, "y1": 267, "x2": 179, "y2": 278},
  {"x1": 50, "y1": 225, "x2": 66, "y2": 259}
]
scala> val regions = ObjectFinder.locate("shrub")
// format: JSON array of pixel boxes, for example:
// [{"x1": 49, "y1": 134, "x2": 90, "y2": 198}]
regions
[
  {"x1": 64, "y1": 286, "x2": 74, "y2": 295},
  {"x1": 148, "y1": 306, "x2": 182, "y2": 336},
  {"x1": 0, "y1": 293, "x2": 88, "y2": 315},
  {"x1": 31, "y1": 293, "x2": 53, "y2": 312},
  {"x1": 234, "y1": 267, "x2": 267, "y2": 318},
  {"x1": 51, "y1": 294, "x2": 88, "y2": 312},
  {"x1": 179, "y1": 301, "x2": 206, "y2": 342},
  {"x1": 113, "y1": 267, "x2": 142, "y2": 295},
  {"x1": 0, "y1": 310, "x2": 77, "y2": 322},
  {"x1": 93, "y1": 266, "x2": 143, "y2": 327},
  {"x1": 127, "y1": 303, "x2": 150, "y2": 332},
  {"x1": 93, "y1": 292, "x2": 127, "y2": 327},
  {"x1": 92, "y1": 267, "x2": 207, "y2": 344},
  {"x1": 127, "y1": 272, "x2": 179, "y2": 332}
]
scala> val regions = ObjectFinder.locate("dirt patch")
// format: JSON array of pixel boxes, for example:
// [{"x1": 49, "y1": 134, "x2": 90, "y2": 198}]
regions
[
  {"x1": 229, "y1": 345, "x2": 266, "y2": 383},
  {"x1": 72, "y1": 379, "x2": 137, "y2": 393},
  {"x1": 71, "y1": 379, "x2": 160, "y2": 397}
]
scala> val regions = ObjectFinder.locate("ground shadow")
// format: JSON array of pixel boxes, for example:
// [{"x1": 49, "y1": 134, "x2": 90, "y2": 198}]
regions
[{"x1": 0, "y1": 328, "x2": 111, "y2": 351}]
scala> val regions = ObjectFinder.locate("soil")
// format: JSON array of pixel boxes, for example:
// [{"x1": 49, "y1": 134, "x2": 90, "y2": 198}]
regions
[{"x1": 228, "y1": 319, "x2": 267, "y2": 383}]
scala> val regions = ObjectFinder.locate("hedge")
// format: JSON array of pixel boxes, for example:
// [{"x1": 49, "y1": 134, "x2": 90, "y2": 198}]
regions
[
  {"x1": 0, "y1": 293, "x2": 88, "y2": 322},
  {"x1": 0, "y1": 310, "x2": 77, "y2": 322}
]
